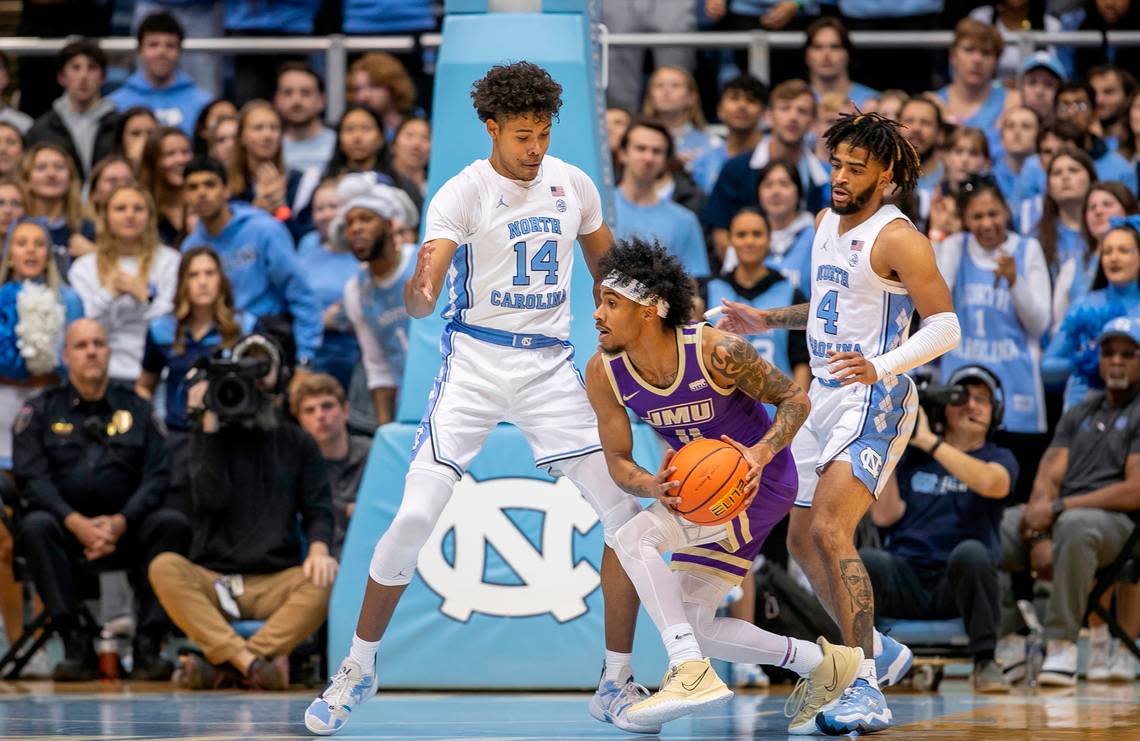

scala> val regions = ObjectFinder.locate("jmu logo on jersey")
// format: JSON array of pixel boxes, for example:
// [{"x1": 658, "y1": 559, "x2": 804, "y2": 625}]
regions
[
  {"x1": 417, "y1": 476, "x2": 600, "y2": 623},
  {"x1": 642, "y1": 399, "x2": 714, "y2": 428}
]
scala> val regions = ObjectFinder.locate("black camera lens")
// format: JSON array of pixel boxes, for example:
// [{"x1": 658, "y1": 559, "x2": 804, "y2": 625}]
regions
[{"x1": 215, "y1": 378, "x2": 247, "y2": 411}]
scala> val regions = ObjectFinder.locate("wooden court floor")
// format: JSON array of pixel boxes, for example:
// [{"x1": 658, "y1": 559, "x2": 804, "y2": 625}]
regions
[{"x1": 0, "y1": 679, "x2": 1136, "y2": 740}]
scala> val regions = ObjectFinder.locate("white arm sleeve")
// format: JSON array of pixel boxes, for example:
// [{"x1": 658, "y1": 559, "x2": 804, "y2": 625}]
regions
[
  {"x1": 343, "y1": 277, "x2": 396, "y2": 389},
  {"x1": 1008, "y1": 238, "x2": 1052, "y2": 339},
  {"x1": 871, "y1": 311, "x2": 961, "y2": 379}
]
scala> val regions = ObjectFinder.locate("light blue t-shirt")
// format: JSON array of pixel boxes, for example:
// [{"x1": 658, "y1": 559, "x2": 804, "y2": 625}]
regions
[
  {"x1": 283, "y1": 128, "x2": 337, "y2": 175},
  {"x1": 613, "y1": 190, "x2": 710, "y2": 279}
]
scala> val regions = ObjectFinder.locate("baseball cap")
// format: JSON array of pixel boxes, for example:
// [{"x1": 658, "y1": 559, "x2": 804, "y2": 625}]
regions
[
  {"x1": 1021, "y1": 51, "x2": 1066, "y2": 82},
  {"x1": 1097, "y1": 316, "x2": 1140, "y2": 347}
]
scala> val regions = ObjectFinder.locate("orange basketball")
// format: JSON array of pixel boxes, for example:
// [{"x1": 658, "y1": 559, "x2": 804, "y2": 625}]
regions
[{"x1": 666, "y1": 438, "x2": 750, "y2": 526}]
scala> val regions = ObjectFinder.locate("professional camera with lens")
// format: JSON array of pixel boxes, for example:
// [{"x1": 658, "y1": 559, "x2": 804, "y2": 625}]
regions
[
  {"x1": 187, "y1": 334, "x2": 284, "y2": 428},
  {"x1": 913, "y1": 373, "x2": 966, "y2": 434},
  {"x1": 196, "y1": 356, "x2": 271, "y2": 423}
]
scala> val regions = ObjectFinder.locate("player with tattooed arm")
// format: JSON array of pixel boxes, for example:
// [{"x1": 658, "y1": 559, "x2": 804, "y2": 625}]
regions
[
  {"x1": 719, "y1": 112, "x2": 960, "y2": 735},
  {"x1": 585, "y1": 238, "x2": 863, "y2": 733}
]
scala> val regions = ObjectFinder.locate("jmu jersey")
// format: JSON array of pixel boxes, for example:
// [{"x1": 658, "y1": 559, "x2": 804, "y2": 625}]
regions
[
  {"x1": 601, "y1": 323, "x2": 798, "y2": 580},
  {"x1": 422, "y1": 156, "x2": 602, "y2": 343},
  {"x1": 808, "y1": 205, "x2": 916, "y2": 383},
  {"x1": 705, "y1": 276, "x2": 795, "y2": 378}
]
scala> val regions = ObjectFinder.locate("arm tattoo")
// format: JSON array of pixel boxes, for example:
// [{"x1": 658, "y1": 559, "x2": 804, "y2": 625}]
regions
[
  {"x1": 766, "y1": 303, "x2": 810, "y2": 330},
  {"x1": 709, "y1": 335, "x2": 809, "y2": 453},
  {"x1": 839, "y1": 559, "x2": 875, "y2": 648},
  {"x1": 615, "y1": 465, "x2": 657, "y2": 499}
]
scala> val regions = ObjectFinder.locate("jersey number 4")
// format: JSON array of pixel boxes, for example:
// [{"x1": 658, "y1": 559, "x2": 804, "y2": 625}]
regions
[
  {"x1": 816, "y1": 289, "x2": 839, "y2": 335},
  {"x1": 512, "y1": 239, "x2": 559, "y2": 286}
]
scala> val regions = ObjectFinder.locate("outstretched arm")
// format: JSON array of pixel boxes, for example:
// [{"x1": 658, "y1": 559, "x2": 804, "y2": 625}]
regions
[{"x1": 404, "y1": 238, "x2": 458, "y2": 318}]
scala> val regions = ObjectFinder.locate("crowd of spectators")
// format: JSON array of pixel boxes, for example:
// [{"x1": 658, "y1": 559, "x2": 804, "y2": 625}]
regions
[{"x1": 0, "y1": 0, "x2": 1136, "y2": 692}]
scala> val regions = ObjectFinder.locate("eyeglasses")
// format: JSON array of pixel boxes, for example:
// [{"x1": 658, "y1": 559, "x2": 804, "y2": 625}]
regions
[
  {"x1": 1102, "y1": 348, "x2": 1140, "y2": 360},
  {"x1": 1057, "y1": 101, "x2": 1089, "y2": 113},
  {"x1": 0, "y1": 199, "x2": 22, "y2": 208}
]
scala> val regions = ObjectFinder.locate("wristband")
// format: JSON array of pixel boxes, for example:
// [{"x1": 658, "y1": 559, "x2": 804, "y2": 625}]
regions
[{"x1": 928, "y1": 436, "x2": 943, "y2": 457}]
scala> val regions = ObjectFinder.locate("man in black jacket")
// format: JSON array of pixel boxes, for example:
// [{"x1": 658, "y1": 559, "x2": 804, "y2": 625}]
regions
[
  {"x1": 13, "y1": 319, "x2": 189, "y2": 681},
  {"x1": 148, "y1": 334, "x2": 336, "y2": 690},
  {"x1": 26, "y1": 39, "x2": 118, "y2": 179}
]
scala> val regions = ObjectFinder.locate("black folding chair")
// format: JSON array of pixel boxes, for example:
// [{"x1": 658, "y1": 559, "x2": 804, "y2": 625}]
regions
[{"x1": 1084, "y1": 512, "x2": 1140, "y2": 662}]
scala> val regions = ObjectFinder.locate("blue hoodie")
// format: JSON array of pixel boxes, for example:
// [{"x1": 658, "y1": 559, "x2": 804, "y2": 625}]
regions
[
  {"x1": 181, "y1": 204, "x2": 322, "y2": 363},
  {"x1": 109, "y1": 70, "x2": 212, "y2": 136}
]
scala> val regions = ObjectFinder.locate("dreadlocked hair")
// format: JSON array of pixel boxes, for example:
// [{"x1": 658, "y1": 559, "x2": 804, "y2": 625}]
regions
[
  {"x1": 598, "y1": 237, "x2": 695, "y2": 328},
  {"x1": 823, "y1": 110, "x2": 922, "y2": 196}
]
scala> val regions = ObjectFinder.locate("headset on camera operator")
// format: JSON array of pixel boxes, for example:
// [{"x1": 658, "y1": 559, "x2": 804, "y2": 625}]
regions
[
  {"x1": 147, "y1": 330, "x2": 335, "y2": 690},
  {"x1": 864, "y1": 365, "x2": 1018, "y2": 693}
]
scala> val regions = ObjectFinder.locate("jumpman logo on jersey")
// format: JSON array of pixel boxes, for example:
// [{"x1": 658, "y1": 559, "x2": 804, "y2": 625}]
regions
[{"x1": 496, "y1": 193, "x2": 509, "y2": 209}]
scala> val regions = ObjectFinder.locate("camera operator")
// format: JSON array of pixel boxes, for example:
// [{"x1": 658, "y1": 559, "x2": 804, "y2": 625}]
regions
[
  {"x1": 148, "y1": 332, "x2": 335, "y2": 690},
  {"x1": 862, "y1": 366, "x2": 1018, "y2": 693},
  {"x1": 13, "y1": 318, "x2": 190, "y2": 681}
]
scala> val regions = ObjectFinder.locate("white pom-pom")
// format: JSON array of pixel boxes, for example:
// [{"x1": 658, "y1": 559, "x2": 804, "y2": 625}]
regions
[{"x1": 15, "y1": 283, "x2": 65, "y2": 375}]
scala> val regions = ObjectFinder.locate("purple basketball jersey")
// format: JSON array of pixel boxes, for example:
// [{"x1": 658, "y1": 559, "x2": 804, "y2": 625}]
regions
[{"x1": 602, "y1": 323, "x2": 797, "y2": 584}]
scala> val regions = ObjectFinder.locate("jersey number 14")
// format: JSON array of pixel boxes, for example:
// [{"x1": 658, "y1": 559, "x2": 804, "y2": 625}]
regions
[{"x1": 512, "y1": 239, "x2": 559, "y2": 286}]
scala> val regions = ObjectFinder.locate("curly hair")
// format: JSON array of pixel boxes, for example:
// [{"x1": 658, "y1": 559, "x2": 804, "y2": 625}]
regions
[
  {"x1": 470, "y1": 62, "x2": 563, "y2": 123},
  {"x1": 598, "y1": 237, "x2": 695, "y2": 328},
  {"x1": 823, "y1": 110, "x2": 922, "y2": 196}
]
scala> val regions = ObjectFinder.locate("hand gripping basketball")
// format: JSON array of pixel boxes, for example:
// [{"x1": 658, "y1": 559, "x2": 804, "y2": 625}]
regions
[
  {"x1": 651, "y1": 449, "x2": 683, "y2": 507},
  {"x1": 718, "y1": 435, "x2": 765, "y2": 505}
]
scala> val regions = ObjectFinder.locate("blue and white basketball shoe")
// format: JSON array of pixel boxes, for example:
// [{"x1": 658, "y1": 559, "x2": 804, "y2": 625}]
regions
[
  {"x1": 875, "y1": 633, "x2": 913, "y2": 687},
  {"x1": 304, "y1": 658, "x2": 377, "y2": 736},
  {"x1": 589, "y1": 676, "x2": 662, "y2": 734},
  {"x1": 815, "y1": 678, "x2": 893, "y2": 735}
]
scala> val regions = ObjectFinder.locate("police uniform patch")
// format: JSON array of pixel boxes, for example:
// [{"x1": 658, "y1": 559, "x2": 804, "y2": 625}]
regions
[
  {"x1": 51, "y1": 421, "x2": 74, "y2": 435},
  {"x1": 13, "y1": 405, "x2": 33, "y2": 435}
]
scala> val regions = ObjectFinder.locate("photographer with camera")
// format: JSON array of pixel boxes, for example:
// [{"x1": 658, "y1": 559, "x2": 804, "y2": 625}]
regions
[
  {"x1": 147, "y1": 331, "x2": 335, "y2": 690},
  {"x1": 862, "y1": 366, "x2": 1018, "y2": 693},
  {"x1": 13, "y1": 319, "x2": 190, "y2": 681}
]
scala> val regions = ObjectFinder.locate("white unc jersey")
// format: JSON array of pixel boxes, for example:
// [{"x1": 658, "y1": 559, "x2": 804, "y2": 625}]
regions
[
  {"x1": 422, "y1": 156, "x2": 603, "y2": 341},
  {"x1": 807, "y1": 204, "x2": 917, "y2": 382}
]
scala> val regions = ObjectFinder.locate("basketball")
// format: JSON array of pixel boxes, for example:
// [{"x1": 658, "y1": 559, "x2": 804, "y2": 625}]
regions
[{"x1": 666, "y1": 438, "x2": 751, "y2": 526}]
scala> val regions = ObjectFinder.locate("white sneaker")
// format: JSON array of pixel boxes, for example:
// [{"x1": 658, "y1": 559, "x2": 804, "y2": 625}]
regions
[
  {"x1": 731, "y1": 662, "x2": 770, "y2": 688},
  {"x1": 996, "y1": 633, "x2": 1027, "y2": 684},
  {"x1": 304, "y1": 658, "x2": 377, "y2": 736},
  {"x1": 1039, "y1": 639, "x2": 1078, "y2": 686},
  {"x1": 1086, "y1": 634, "x2": 1112, "y2": 682},
  {"x1": 588, "y1": 677, "x2": 662, "y2": 734},
  {"x1": 1108, "y1": 641, "x2": 1137, "y2": 682}
]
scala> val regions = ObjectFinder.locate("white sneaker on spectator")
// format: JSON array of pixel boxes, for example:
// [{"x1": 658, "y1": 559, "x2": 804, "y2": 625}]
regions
[
  {"x1": 1108, "y1": 641, "x2": 1137, "y2": 682},
  {"x1": 731, "y1": 662, "x2": 769, "y2": 688},
  {"x1": 1086, "y1": 629, "x2": 1112, "y2": 682},
  {"x1": 1039, "y1": 639, "x2": 1078, "y2": 686},
  {"x1": 996, "y1": 633, "x2": 1027, "y2": 684}
]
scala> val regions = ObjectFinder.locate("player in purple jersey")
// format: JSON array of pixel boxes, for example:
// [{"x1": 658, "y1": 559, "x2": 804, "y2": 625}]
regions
[{"x1": 584, "y1": 238, "x2": 863, "y2": 733}]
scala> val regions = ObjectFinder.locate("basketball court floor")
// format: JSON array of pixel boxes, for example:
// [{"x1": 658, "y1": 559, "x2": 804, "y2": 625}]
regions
[{"x1": 0, "y1": 679, "x2": 1135, "y2": 739}]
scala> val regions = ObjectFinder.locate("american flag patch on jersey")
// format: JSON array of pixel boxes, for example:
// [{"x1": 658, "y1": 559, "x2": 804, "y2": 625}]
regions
[
  {"x1": 850, "y1": 239, "x2": 864, "y2": 251},
  {"x1": 550, "y1": 186, "x2": 565, "y2": 197}
]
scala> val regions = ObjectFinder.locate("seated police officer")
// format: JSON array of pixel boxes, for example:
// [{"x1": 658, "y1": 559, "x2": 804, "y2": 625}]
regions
[
  {"x1": 13, "y1": 319, "x2": 190, "y2": 681},
  {"x1": 863, "y1": 366, "x2": 1018, "y2": 693},
  {"x1": 148, "y1": 334, "x2": 335, "y2": 690},
  {"x1": 1000, "y1": 316, "x2": 1140, "y2": 686}
]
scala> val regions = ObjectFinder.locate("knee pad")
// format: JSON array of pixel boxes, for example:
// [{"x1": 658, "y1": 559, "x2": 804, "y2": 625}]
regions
[
  {"x1": 368, "y1": 465, "x2": 456, "y2": 586},
  {"x1": 613, "y1": 511, "x2": 669, "y2": 564},
  {"x1": 559, "y1": 452, "x2": 642, "y2": 548}
]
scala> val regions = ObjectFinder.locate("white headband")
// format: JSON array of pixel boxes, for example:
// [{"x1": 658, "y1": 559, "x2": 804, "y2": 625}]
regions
[{"x1": 601, "y1": 271, "x2": 670, "y2": 318}]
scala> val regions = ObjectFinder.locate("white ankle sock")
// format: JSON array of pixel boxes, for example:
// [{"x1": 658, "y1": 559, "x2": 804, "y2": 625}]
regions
[
  {"x1": 662, "y1": 623, "x2": 703, "y2": 669},
  {"x1": 873, "y1": 630, "x2": 884, "y2": 658},
  {"x1": 856, "y1": 658, "x2": 878, "y2": 686},
  {"x1": 602, "y1": 650, "x2": 633, "y2": 684},
  {"x1": 1089, "y1": 624, "x2": 1110, "y2": 644},
  {"x1": 349, "y1": 634, "x2": 379, "y2": 675},
  {"x1": 783, "y1": 637, "x2": 823, "y2": 676}
]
